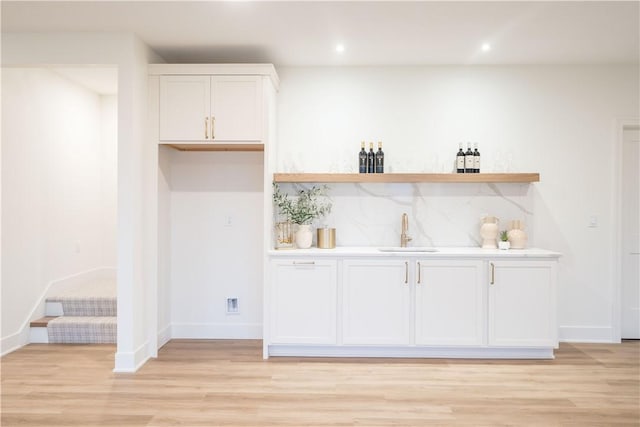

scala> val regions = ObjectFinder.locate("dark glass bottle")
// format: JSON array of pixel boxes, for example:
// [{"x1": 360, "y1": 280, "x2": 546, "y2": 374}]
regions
[
  {"x1": 473, "y1": 143, "x2": 481, "y2": 173},
  {"x1": 456, "y1": 143, "x2": 465, "y2": 173},
  {"x1": 464, "y1": 143, "x2": 474, "y2": 173},
  {"x1": 359, "y1": 141, "x2": 367, "y2": 173},
  {"x1": 367, "y1": 142, "x2": 375, "y2": 173},
  {"x1": 375, "y1": 141, "x2": 384, "y2": 173}
]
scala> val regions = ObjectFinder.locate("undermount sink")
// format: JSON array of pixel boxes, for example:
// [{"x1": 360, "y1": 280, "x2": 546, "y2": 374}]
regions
[{"x1": 377, "y1": 247, "x2": 439, "y2": 253}]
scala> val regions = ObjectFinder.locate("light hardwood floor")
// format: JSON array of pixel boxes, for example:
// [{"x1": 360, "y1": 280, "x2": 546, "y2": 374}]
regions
[{"x1": 2, "y1": 340, "x2": 638, "y2": 426}]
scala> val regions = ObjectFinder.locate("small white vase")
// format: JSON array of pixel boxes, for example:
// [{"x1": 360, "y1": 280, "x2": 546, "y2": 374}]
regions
[
  {"x1": 295, "y1": 224, "x2": 313, "y2": 249},
  {"x1": 499, "y1": 241, "x2": 511, "y2": 250}
]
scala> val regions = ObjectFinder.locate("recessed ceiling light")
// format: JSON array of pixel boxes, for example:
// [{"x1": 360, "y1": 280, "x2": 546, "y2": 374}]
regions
[
  {"x1": 481, "y1": 43, "x2": 491, "y2": 52},
  {"x1": 335, "y1": 44, "x2": 345, "y2": 53}
]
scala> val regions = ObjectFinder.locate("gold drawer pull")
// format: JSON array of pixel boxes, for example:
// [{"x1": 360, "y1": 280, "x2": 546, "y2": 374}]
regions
[
  {"x1": 404, "y1": 261, "x2": 408, "y2": 284},
  {"x1": 490, "y1": 262, "x2": 495, "y2": 285}
]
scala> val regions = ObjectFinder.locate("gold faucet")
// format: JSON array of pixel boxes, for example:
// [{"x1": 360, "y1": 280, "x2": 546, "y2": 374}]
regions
[{"x1": 400, "y1": 213, "x2": 412, "y2": 247}]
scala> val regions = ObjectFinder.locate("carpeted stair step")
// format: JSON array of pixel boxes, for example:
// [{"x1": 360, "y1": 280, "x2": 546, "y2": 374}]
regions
[
  {"x1": 46, "y1": 279, "x2": 117, "y2": 316},
  {"x1": 29, "y1": 279, "x2": 117, "y2": 344},
  {"x1": 47, "y1": 316, "x2": 116, "y2": 344}
]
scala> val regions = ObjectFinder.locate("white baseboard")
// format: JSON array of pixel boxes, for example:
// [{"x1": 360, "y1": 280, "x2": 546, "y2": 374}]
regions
[
  {"x1": 114, "y1": 341, "x2": 150, "y2": 373},
  {"x1": 157, "y1": 324, "x2": 171, "y2": 349},
  {"x1": 559, "y1": 326, "x2": 615, "y2": 343},
  {"x1": 171, "y1": 322, "x2": 262, "y2": 339},
  {"x1": 268, "y1": 345, "x2": 555, "y2": 359},
  {"x1": 1, "y1": 328, "x2": 30, "y2": 356}
]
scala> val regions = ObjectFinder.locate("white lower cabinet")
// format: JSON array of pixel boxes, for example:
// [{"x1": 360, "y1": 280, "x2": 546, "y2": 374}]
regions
[
  {"x1": 268, "y1": 254, "x2": 558, "y2": 358},
  {"x1": 270, "y1": 259, "x2": 337, "y2": 344},
  {"x1": 488, "y1": 260, "x2": 557, "y2": 347},
  {"x1": 415, "y1": 260, "x2": 485, "y2": 346},
  {"x1": 342, "y1": 259, "x2": 411, "y2": 345}
]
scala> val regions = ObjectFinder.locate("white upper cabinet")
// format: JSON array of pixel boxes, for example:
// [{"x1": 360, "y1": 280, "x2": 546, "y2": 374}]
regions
[
  {"x1": 159, "y1": 75, "x2": 262, "y2": 143},
  {"x1": 415, "y1": 260, "x2": 485, "y2": 346},
  {"x1": 159, "y1": 76, "x2": 211, "y2": 141},
  {"x1": 488, "y1": 260, "x2": 557, "y2": 347},
  {"x1": 211, "y1": 76, "x2": 262, "y2": 142}
]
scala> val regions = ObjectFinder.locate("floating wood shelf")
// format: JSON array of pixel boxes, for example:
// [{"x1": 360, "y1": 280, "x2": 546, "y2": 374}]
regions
[
  {"x1": 162, "y1": 143, "x2": 264, "y2": 152},
  {"x1": 273, "y1": 173, "x2": 540, "y2": 183}
]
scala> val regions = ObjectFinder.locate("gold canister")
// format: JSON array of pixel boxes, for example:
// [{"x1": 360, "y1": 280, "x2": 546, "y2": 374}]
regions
[{"x1": 316, "y1": 228, "x2": 336, "y2": 249}]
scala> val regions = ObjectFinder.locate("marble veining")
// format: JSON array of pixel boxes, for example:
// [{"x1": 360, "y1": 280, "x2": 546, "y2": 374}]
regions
[{"x1": 276, "y1": 181, "x2": 534, "y2": 248}]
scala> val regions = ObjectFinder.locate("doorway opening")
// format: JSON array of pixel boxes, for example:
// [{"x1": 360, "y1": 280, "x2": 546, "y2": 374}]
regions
[
  {"x1": 617, "y1": 121, "x2": 639, "y2": 340},
  {"x1": 1, "y1": 65, "x2": 118, "y2": 349}
]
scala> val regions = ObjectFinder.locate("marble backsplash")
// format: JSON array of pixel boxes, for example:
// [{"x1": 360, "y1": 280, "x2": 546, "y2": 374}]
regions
[{"x1": 276, "y1": 182, "x2": 534, "y2": 248}]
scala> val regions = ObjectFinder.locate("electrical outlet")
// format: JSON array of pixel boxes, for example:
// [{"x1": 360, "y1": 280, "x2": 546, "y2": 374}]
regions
[
  {"x1": 224, "y1": 215, "x2": 233, "y2": 227},
  {"x1": 226, "y1": 297, "x2": 239, "y2": 314}
]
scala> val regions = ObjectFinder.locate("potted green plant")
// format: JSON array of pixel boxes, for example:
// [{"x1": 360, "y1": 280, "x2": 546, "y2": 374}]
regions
[
  {"x1": 273, "y1": 183, "x2": 332, "y2": 249},
  {"x1": 499, "y1": 230, "x2": 510, "y2": 250}
]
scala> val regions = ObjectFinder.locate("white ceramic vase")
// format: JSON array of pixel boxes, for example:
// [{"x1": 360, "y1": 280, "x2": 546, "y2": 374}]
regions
[
  {"x1": 508, "y1": 220, "x2": 528, "y2": 249},
  {"x1": 295, "y1": 224, "x2": 313, "y2": 249},
  {"x1": 498, "y1": 241, "x2": 511, "y2": 250},
  {"x1": 480, "y1": 216, "x2": 499, "y2": 249}
]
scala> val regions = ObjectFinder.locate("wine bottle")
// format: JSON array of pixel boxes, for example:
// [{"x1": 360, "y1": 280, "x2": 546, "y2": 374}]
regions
[
  {"x1": 456, "y1": 143, "x2": 465, "y2": 173},
  {"x1": 375, "y1": 141, "x2": 384, "y2": 173},
  {"x1": 367, "y1": 142, "x2": 376, "y2": 173},
  {"x1": 464, "y1": 143, "x2": 474, "y2": 173},
  {"x1": 359, "y1": 141, "x2": 367, "y2": 173},
  {"x1": 473, "y1": 143, "x2": 481, "y2": 173}
]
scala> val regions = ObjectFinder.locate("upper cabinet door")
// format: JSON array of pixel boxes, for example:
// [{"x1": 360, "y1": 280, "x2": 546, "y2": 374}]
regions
[
  {"x1": 211, "y1": 76, "x2": 262, "y2": 142},
  {"x1": 159, "y1": 76, "x2": 211, "y2": 141}
]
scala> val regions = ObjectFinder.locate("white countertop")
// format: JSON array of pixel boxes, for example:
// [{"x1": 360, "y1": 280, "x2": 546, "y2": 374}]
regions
[{"x1": 268, "y1": 246, "x2": 561, "y2": 258}]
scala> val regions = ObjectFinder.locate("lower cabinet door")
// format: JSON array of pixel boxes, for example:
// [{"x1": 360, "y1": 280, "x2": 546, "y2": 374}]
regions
[
  {"x1": 342, "y1": 259, "x2": 411, "y2": 345},
  {"x1": 270, "y1": 259, "x2": 337, "y2": 344},
  {"x1": 488, "y1": 260, "x2": 557, "y2": 347},
  {"x1": 415, "y1": 260, "x2": 485, "y2": 346}
]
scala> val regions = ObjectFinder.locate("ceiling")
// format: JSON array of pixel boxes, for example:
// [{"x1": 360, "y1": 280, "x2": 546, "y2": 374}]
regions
[{"x1": 2, "y1": 1, "x2": 639, "y2": 68}]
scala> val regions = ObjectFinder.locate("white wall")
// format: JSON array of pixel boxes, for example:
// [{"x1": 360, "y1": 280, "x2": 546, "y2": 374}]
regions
[
  {"x1": 157, "y1": 145, "x2": 172, "y2": 346},
  {"x1": 100, "y1": 95, "x2": 118, "y2": 267},
  {"x1": 276, "y1": 65, "x2": 640, "y2": 342},
  {"x1": 1, "y1": 68, "x2": 117, "y2": 352},
  {"x1": 167, "y1": 151, "x2": 264, "y2": 339},
  {"x1": 2, "y1": 32, "x2": 164, "y2": 371}
]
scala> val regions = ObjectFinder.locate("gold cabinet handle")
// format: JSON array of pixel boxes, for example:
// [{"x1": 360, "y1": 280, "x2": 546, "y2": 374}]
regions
[
  {"x1": 417, "y1": 261, "x2": 421, "y2": 284},
  {"x1": 405, "y1": 261, "x2": 408, "y2": 284},
  {"x1": 205, "y1": 117, "x2": 209, "y2": 139},
  {"x1": 211, "y1": 116, "x2": 215, "y2": 140},
  {"x1": 490, "y1": 262, "x2": 495, "y2": 285}
]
